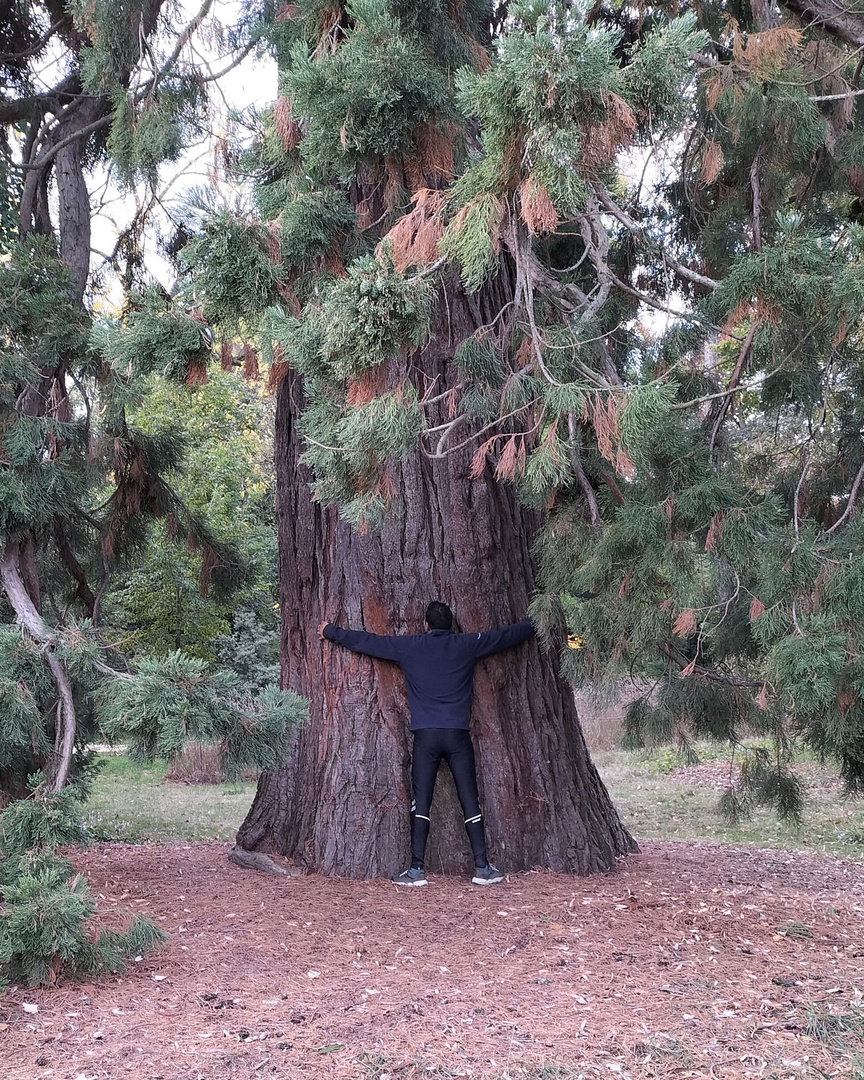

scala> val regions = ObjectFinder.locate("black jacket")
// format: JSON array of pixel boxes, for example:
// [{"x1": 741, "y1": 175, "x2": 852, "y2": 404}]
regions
[{"x1": 323, "y1": 621, "x2": 535, "y2": 731}]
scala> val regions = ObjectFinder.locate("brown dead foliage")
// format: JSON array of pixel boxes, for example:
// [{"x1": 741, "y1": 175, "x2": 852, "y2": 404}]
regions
[
  {"x1": 705, "y1": 510, "x2": 725, "y2": 553},
  {"x1": 679, "y1": 655, "x2": 698, "y2": 677},
  {"x1": 372, "y1": 465, "x2": 398, "y2": 504},
  {"x1": 518, "y1": 176, "x2": 558, "y2": 235},
  {"x1": 722, "y1": 297, "x2": 781, "y2": 337},
  {"x1": 405, "y1": 122, "x2": 455, "y2": 191},
  {"x1": 514, "y1": 335, "x2": 534, "y2": 368},
  {"x1": 314, "y1": 2, "x2": 342, "y2": 56},
  {"x1": 588, "y1": 391, "x2": 635, "y2": 477},
  {"x1": 729, "y1": 19, "x2": 803, "y2": 78},
  {"x1": 698, "y1": 139, "x2": 725, "y2": 187},
  {"x1": 220, "y1": 341, "x2": 234, "y2": 372},
  {"x1": 672, "y1": 608, "x2": 698, "y2": 637},
  {"x1": 703, "y1": 65, "x2": 736, "y2": 113},
  {"x1": 581, "y1": 92, "x2": 636, "y2": 171},
  {"x1": 495, "y1": 434, "x2": 519, "y2": 481},
  {"x1": 378, "y1": 188, "x2": 447, "y2": 273},
  {"x1": 346, "y1": 364, "x2": 388, "y2": 408},
  {"x1": 470, "y1": 434, "x2": 500, "y2": 479},
  {"x1": 749, "y1": 596, "x2": 766, "y2": 621}
]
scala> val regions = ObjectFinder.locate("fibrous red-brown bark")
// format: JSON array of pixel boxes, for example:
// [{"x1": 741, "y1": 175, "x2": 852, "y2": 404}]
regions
[{"x1": 237, "y1": 273, "x2": 637, "y2": 878}]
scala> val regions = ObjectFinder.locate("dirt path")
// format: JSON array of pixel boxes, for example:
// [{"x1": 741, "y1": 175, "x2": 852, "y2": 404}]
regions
[{"x1": 2, "y1": 840, "x2": 863, "y2": 1079}]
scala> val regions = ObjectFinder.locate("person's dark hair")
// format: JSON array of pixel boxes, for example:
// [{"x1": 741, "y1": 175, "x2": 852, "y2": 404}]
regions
[{"x1": 425, "y1": 601, "x2": 453, "y2": 630}]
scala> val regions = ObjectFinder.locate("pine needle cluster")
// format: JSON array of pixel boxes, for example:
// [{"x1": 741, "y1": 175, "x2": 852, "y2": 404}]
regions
[{"x1": 0, "y1": 784, "x2": 164, "y2": 986}]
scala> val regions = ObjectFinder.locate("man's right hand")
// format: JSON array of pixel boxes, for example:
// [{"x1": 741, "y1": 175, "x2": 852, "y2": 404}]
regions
[{"x1": 318, "y1": 620, "x2": 330, "y2": 640}]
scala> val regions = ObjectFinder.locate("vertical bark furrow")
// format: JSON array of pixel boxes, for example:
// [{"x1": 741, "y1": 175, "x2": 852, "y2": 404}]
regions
[{"x1": 238, "y1": 277, "x2": 637, "y2": 877}]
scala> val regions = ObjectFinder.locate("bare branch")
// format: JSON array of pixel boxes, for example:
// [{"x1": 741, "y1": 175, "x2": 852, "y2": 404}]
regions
[
  {"x1": 825, "y1": 454, "x2": 864, "y2": 533},
  {"x1": 707, "y1": 321, "x2": 757, "y2": 456},
  {"x1": 750, "y1": 146, "x2": 763, "y2": 254},
  {"x1": 781, "y1": 0, "x2": 864, "y2": 50},
  {"x1": 594, "y1": 186, "x2": 719, "y2": 292},
  {"x1": 568, "y1": 414, "x2": 601, "y2": 529},
  {"x1": 793, "y1": 451, "x2": 811, "y2": 536},
  {"x1": 608, "y1": 270, "x2": 722, "y2": 330},
  {"x1": 15, "y1": 111, "x2": 111, "y2": 172}
]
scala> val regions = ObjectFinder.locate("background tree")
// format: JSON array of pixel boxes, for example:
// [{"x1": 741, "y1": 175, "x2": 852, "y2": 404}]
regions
[
  {"x1": 107, "y1": 369, "x2": 278, "y2": 672},
  {"x1": 0, "y1": 1, "x2": 302, "y2": 984},
  {"x1": 527, "y1": 0, "x2": 864, "y2": 821}
]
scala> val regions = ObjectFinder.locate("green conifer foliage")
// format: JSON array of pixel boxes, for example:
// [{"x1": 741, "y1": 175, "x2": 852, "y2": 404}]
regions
[{"x1": 0, "y1": 785, "x2": 165, "y2": 986}]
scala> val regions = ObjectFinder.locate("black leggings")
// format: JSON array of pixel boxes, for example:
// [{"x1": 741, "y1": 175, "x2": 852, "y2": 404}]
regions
[{"x1": 410, "y1": 727, "x2": 488, "y2": 869}]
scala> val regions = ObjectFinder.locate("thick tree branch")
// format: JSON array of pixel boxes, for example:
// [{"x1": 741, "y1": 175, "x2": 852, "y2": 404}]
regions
[
  {"x1": 781, "y1": 0, "x2": 864, "y2": 49},
  {"x1": 0, "y1": 538, "x2": 77, "y2": 791}
]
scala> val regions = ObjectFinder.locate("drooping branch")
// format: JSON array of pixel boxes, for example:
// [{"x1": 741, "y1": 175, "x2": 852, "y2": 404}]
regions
[
  {"x1": 53, "y1": 517, "x2": 96, "y2": 617},
  {"x1": 0, "y1": 538, "x2": 77, "y2": 792}
]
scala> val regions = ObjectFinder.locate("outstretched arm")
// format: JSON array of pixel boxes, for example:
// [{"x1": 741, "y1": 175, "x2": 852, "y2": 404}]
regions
[
  {"x1": 321, "y1": 623, "x2": 405, "y2": 662},
  {"x1": 473, "y1": 619, "x2": 535, "y2": 659}
]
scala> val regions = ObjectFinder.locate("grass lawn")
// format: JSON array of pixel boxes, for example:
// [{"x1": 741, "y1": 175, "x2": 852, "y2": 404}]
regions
[
  {"x1": 596, "y1": 743, "x2": 864, "y2": 858},
  {"x1": 84, "y1": 744, "x2": 864, "y2": 858},
  {"x1": 85, "y1": 753, "x2": 256, "y2": 842}
]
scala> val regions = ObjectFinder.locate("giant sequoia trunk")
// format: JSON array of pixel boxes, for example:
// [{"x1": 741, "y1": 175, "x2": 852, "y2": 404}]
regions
[{"x1": 237, "y1": 273, "x2": 637, "y2": 877}]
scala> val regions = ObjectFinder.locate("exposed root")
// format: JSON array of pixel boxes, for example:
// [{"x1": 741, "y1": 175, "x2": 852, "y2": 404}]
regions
[{"x1": 228, "y1": 845, "x2": 300, "y2": 877}]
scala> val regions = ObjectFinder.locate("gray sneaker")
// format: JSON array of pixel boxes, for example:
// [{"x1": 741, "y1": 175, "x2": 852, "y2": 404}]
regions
[
  {"x1": 472, "y1": 864, "x2": 504, "y2": 885},
  {"x1": 392, "y1": 867, "x2": 428, "y2": 887}
]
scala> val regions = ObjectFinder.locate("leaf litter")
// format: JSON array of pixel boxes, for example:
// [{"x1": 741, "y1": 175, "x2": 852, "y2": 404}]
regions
[{"x1": 1, "y1": 838, "x2": 862, "y2": 1079}]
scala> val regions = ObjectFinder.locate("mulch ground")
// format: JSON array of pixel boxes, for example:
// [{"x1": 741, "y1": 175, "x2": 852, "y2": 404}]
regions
[{"x1": 2, "y1": 840, "x2": 863, "y2": 1080}]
